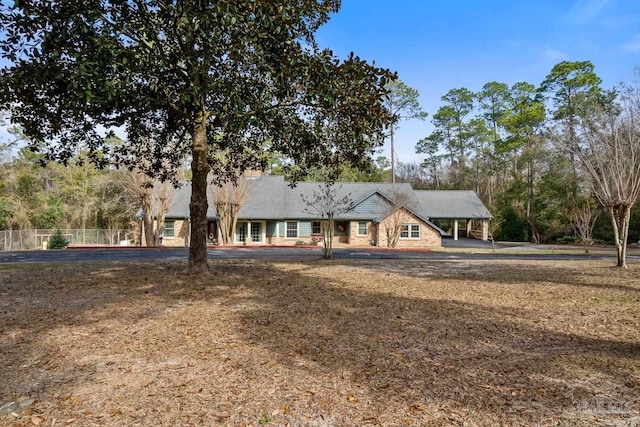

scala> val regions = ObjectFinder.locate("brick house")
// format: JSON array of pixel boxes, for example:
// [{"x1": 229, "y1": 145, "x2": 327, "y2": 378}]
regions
[{"x1": 152, "y1": 176, "x2": 492, "y2": 248}]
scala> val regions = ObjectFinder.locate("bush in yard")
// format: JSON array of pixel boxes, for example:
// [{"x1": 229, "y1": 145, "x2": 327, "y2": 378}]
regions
[
  {"x1": 499, "y1": 205, "x2": 528, "y2": 242},
  {"x1": 48, "y1": 230, "x2": 69, "y2": 249}
]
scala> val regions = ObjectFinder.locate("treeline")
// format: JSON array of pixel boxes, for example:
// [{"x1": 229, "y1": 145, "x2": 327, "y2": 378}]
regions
[
  {"x1": 0, "y1": 143, "x2": 133, "y2": 232},
  {"x1": 293, "y1": 61, "x2": 640, "y2": 244},
  {"x1": 1, "y1": 60, "x2": 639, "y2": 245},
  {"x1": 395, "y1": 61, "x2": 640, "y2": 244},
  {"x1": 0, "y1": 134, "x2": 175, "y2": 247}
]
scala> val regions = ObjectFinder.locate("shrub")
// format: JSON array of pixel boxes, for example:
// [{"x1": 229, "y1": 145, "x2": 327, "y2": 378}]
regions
[
  {"x1": 499, "y1": 206, "x2": 528, "y2": 241},
  {"x1": 556, "y1": 235, "x2": 579, "y2": 244},
  {"x1": 48, "y1": 229, "x2": 69, "y2": 249}
]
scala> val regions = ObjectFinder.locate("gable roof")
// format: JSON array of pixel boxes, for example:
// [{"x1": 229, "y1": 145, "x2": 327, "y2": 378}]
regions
[
  {"x1": 285, "y1": 181, "x2": 417, "y2": 220},
  {"x1": 414, "y1": 190, "x2": 493, "y2": 219}
]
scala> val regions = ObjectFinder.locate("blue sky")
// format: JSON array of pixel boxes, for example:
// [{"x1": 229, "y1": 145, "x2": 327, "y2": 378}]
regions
[{"x1": 315, "y1": 0, "x2": 640, "y2": 164}]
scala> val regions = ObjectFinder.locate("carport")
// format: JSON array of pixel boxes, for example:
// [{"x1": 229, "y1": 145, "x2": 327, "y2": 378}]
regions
[{"x1": 413, "y1": 190, "x2": 493, "y2": 241}]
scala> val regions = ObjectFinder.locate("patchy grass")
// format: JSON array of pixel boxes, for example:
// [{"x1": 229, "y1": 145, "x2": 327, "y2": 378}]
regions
[{"x1": 1, "y1": 259, "x2": 639, "y2": 426}]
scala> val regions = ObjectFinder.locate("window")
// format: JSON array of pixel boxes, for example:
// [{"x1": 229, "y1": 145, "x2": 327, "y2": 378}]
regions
[
  {"x1": 400, "y1": 224, "x2": 420, "y2": 239},
  {"x1": 312, "y1": 221, "x2": 322, "y2": 235},
  {"x1": 250, "y1": 221, "x2": 262, "y2": 242},
  {"x1": 286, "y1": 221, "x2": 298, "y2": 239},
  {"x1": 358, "y1": 221, "x2": 368, "y2": 236},
  {"x1": 237, "y1": 222, "x2": 247, "y2": 242},
  {"x1": 235, "y1": 221, "x2": 264, "y2": 243},
  {"x1": 164, "y1": 220, "x2": 175, "y2": 238}
]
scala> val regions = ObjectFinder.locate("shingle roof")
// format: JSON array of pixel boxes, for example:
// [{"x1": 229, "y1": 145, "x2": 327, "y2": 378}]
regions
[
  {"x1": 414, "y1": 190, "x2": 493, "y2": 219},
  {"x1": 238, "y1": 176, "x2": 286, "y2": 219},
  {"x1": 165, "y1": 178, "x2": 493, "y2": 221},
  {"x1": 165, "y1": 176, "x2": 287, "y2": 219},
  {"x1": 164, "y1": 181, "x2": 193, "y2": 218}
]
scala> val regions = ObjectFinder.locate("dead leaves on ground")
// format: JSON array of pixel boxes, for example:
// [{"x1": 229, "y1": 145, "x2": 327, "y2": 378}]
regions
[{"x1": 1, "y1": 259, "x2": 639, "y2": 426}]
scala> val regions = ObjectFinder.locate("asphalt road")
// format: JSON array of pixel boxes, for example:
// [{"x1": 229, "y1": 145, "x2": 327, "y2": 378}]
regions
[{"x1": 0, "y1": 245, "x2": 635, "y2": 264}]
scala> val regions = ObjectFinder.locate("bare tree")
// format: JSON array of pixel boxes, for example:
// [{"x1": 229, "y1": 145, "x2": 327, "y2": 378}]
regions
[
  {"x1": 0, "y1": 195, "x2": 31, "y2": 251},
  {"x1": 210, "y1": 174, "x2": 253, "y2": 246},
  {"x1": 555, "y1": 84, "x2": 640, "y2": 267},
  {"x1": 115, "y1": 170, "x2": 174, "y2": 246},
  {"x1": 569, "y1": 197, "x2": 600, "y2": 252},
  {"x1": 151, "y1": 180, "x2": 174, "y2": 245},
  {"x1": 488, "y1": 219, "x2": 504, "y2": 253},
  {"x1": 96, "y1": 176, "x2": 137, "y2": 245},
  {"x1": 395, "y1": 162, "x2": 432, "y2": 189},
  {"x1": 302, "y1": 183, "x2": 352, "y2": 259},
  {"x1": 381, "y1": 190, "x2": 414, "y2": 248}
]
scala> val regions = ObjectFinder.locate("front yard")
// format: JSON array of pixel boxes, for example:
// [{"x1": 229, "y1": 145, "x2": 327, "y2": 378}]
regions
[{"x1": 1, "y1": 259, "x2": 639, "y2": 426}]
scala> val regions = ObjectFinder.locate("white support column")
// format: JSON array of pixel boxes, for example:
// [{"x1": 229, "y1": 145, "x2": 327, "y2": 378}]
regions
[
  {"x1": 482, "y1": 219, "x2": 489, "y2": 241},
  {"x1": 453, "y1": 219, "x2": 459, "y2": 241}
]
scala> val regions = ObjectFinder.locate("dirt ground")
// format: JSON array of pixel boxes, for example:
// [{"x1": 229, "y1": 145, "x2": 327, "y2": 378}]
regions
[{"x1": 1, "y1": 258, "x2": 639, "y2": 426}]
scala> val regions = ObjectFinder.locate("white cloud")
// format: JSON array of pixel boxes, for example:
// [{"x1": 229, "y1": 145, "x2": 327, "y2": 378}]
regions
[
  {"x1": 563, "y1": 0, "x2": 610, "y2": 25},
  {"x1": 622, "y1": 34, "x2": 640, "y2": 53},
  {"x1": 542, "y1": 48, "x2": 568, "y2": 62}
]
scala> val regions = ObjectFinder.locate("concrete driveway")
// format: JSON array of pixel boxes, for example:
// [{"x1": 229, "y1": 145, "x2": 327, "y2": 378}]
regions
[{"x1": 441, "y1": 236, "x2": 496, "y2": 249}]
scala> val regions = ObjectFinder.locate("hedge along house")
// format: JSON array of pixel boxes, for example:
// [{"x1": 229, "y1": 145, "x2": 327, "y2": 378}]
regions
[{"x1": 156, "y1": 175, "x2": 492, "y2": 248}]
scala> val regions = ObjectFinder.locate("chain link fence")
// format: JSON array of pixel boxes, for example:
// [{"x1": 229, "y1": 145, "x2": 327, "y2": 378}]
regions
[{"x1": 0, "y1": 229, "x2": 132, "y2": 251}]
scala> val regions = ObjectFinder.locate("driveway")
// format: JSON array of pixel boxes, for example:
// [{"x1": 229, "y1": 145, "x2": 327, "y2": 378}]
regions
[
  {"x1": 441, "y1": 236, "x2": 496, "y2": 249},
  {"x1": 0, "y1": 244, "x2": 636, "y2": 264}
]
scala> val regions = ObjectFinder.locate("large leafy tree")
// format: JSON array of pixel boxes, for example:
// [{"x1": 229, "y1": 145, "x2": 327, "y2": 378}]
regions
[
  {"x1": 500, "y1": 82, "x2": 546, "y2": 241},
  {"x1": 415, "y1": 132, "x2": 444, "y2": 188},
  {"x1": 476, "y1": 81, "x2": 509, "y2": 143},
  {"x1": 539, "y1": 61, "x2": 609, "y2": 198},
  {"x1": 429, "y1": 87, "x2": 475, "y2": 189},
  {"x1": 540, "y1": 61, "x2": 603, "y2": 129},
  {"x1": 0, "y1": 0, "x2": 394, "y2": 272}
]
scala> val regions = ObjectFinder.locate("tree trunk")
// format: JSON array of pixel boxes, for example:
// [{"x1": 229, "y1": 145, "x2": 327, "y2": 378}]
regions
[
  {"x1": 323, "y1": 217, "x2": 333, "y2": 259},
  {"x1": 390, "y1": 125, "x2": 395, "y2": 183},
  {"x1": 153, "y1": 187, "x2": 171, "y2": 246},
  {"x1": 215, "y1": 201, "x2": 231, "y2": 245},
  {"x1": 139, "y1": 191, "x2": 154, "y2": 246},
  {"x1": 230, "y1": 203, "x2": 240, "y2": 245},
  {"x1": 527, "y1": 156, "x2": 538, "y2": 243},
  {"x1": 155, "y1": 209, "x2": 166, "y2": 246},
  {"x1": 608, "y1": 204, "x2": 630, "y2": 268},
  {"x1": 620, "y1": 205, "x2": 630, "y2": 268},
  {"x1": 188, "y1": 109, "x2": 210, "y2": 273}
]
